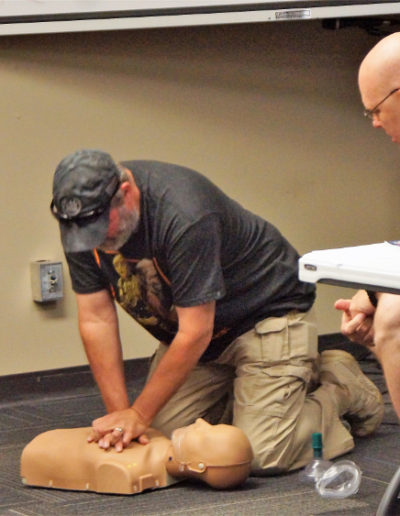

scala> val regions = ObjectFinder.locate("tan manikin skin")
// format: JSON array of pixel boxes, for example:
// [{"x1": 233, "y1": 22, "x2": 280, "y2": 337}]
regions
[{"x1": 20, "y1": 419, "x2": 253, "y2": 495}]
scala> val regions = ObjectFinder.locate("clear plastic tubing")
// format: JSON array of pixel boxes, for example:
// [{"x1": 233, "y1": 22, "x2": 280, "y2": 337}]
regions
[
  {"x1": 298, "y1": 432, "x2": 362, "y2": 498},
  {"x1": 316, "y1": 459, "x2": 362, "y2": 499}
]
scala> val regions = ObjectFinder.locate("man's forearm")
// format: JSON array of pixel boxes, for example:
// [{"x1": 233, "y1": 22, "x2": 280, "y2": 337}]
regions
[
  {"x1": 379, "y1": 348, "x2": 400, "y2": 420},
  {"x1": 132, "y1": 332, "x2": 210, "y2": 424},
  {"x1": 80, "y1": 321, "x2": 130, "y2": 412},
  {"x1": 372, "y1": 293, "x2": 400, "y2": 420},
  {"x1": 77, "y1": 291, "x2": 130, "y2": 413},
  {"x1": 132, "y1": 302, "x2": 215, "y2": 423}
]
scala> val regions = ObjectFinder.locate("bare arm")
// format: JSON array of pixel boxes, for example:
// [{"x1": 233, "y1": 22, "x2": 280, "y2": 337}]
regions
[
  {"x1": 372, "y1": 293, "x2": 400, "y2": 419},
  {"x1": 76, "y1": 290, "x2": 130, "y2": 413},
  {"x1": 90, "y1": 300, "x2": 216, "y2": 451},
  {"x1": 133, "y1": 301, "x2": 215, "y2": 420}
]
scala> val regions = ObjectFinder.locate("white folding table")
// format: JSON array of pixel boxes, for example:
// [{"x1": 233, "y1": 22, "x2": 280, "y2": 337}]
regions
[{"x1": 299, "y1": 241, "x2": 400, "y2": 295}]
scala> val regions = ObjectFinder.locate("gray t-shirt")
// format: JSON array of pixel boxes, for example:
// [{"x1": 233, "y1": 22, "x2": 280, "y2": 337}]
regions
[{"x1": 66, "y1": 161, "x2": 315, "y2": 361}]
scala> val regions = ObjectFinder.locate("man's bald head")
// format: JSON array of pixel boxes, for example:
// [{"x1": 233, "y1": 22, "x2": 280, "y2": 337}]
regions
[
  {"x1": 358, "y1": 32, "x2": 400, "y2": 143},
  {"x1": 359, "y1": 32, "x2": 400, "y2": 105}
]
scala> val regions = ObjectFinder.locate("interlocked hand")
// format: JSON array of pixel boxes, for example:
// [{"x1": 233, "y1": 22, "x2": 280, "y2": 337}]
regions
[{"x1": 88, "y1": 407, "x2": 149, "y2": 452}]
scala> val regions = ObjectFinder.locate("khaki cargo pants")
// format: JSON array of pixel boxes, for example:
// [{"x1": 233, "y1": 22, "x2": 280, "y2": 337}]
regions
[{"x1": 147, "y1": 308, "x2": 354, "y2": 475}]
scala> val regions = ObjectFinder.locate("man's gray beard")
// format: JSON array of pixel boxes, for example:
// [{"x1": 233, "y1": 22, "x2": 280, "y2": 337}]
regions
[{"x1": 99, "y1": 206, "x2": 139, "y2": 251}]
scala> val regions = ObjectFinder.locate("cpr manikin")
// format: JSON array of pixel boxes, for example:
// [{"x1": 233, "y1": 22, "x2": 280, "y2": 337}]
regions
[{"x1": 20, "y1": 419, "x2": 253, "y2": 494}]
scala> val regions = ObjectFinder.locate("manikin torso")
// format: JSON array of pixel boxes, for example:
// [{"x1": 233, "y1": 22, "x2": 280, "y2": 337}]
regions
[{"x1": 21, "y1": 427, "x2": 178, "y2": 494}]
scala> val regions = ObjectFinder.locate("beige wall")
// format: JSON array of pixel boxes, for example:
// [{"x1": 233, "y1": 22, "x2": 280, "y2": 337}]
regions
[{"x1": 1, "y1": 21, "x2": 399, "y2": 376}]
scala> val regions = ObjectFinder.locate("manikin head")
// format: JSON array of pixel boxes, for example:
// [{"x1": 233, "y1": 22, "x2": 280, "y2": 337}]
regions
[
  {"x1": 168, "y1": 418, "x2": 253, "y2": 489},
  {"x1": 358, "y1": 32, "x2": 400, "y2": 144}
]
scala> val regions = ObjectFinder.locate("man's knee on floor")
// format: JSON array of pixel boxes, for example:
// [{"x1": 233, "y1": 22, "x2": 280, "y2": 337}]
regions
[
  {"x1": 250, "y1": 454, "x2": 292, "y2": 476},
  {"x1": 249, "y1": 437, "x2": 296, "y2": 476}
]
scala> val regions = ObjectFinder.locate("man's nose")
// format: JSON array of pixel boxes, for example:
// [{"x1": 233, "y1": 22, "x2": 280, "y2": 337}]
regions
[{"x1": 372, "y1": 115, "x2": 382, "y2": 128}]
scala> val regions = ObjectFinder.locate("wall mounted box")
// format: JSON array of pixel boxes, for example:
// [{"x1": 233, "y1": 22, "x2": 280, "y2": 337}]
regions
[{"x1": 30, "y1": 260, "x2": 64, "y2": 303}]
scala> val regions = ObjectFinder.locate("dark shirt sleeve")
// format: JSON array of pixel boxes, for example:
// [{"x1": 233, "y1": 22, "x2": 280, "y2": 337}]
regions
[
  {"x1": 166, "y1": 214, "x2": 226, "y2": 307},
  {"x1": 65, "y1": 251, "x2": 109, "y2": 294}
]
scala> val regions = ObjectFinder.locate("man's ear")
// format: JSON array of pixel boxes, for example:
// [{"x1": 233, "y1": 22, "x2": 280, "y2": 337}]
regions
[
  {"x1": 120, "y1": 181, "x2": 134, "y2": 207},
  {"x1": 120, "y1": 176, "x2": 140, "y2": 211},
  {"x1": 120, "y1": 181, "x2": 131, "y2": 195}
]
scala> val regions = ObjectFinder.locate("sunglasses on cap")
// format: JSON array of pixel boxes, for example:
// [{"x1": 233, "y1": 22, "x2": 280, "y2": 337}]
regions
[{"x1": 50, "y1": 176, "x2": 120, "y2": 222}]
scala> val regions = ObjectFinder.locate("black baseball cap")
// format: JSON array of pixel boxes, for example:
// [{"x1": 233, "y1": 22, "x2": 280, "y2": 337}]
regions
[{"x1": 51, "y1": 149, "x2": 120, "y2": 253}]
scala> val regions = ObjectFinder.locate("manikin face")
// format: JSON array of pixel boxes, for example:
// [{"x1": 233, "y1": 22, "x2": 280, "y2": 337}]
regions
[
  {"x1": 171, "y1": 419, "x2": 213, "y2": 465},
  {"x1": 171, "y1": 418, "x2": 252, "y2": 467},
  {"x1": 169, "y1": 419, "x2": 253, "y2": 489}
]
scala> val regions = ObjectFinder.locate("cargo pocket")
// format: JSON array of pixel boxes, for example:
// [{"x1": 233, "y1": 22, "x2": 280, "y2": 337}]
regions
[
  {"x1": 264, "y1": 363, "x2": 313, "y2": 404},
  {"x1": 287, "y1": 311, "x2": 318, "y2": 360},
  {"x1": 255, "y1": 317, "x2": 289, "y2": 364},
  {"x1": 255, "y1": 312, "x2": 318, "y2": 364}
]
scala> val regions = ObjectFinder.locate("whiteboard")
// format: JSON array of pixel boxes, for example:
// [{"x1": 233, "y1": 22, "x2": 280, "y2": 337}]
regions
[
  {"x1": 2, "y1": 1, "x2": 270, "y2": 16},
  {"x1": 1, "y1": 1, "x2": 400, "y2": 35},
  {"x1": 2, "y1": 0, "x2": 400, "y2": 16}
]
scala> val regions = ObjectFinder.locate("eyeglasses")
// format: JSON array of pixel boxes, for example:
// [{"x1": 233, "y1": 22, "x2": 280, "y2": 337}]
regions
[
  {"x1": 50, "y1": 177, "x2": 120, "y2": 222},
  {"x1": 363, "y1": 87, "x2": 400, "y2": 120}
]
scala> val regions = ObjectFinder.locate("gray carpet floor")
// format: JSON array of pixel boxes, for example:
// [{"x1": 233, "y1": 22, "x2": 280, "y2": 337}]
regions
[{"x1": 1, "y1": 340, "x2": 399, "y2": 516}]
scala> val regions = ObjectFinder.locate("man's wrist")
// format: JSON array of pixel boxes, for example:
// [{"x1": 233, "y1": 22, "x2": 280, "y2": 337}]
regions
[
  {"x1": 130, "y1": 405, "x2": 151, "y2": 426},
  {"x1": 366, "y1": 290, "x2": 378, "y2": 308}
]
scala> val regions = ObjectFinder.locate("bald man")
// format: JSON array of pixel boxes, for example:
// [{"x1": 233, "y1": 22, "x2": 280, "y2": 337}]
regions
[{"x1": 335, "y1": 32, "x2": 400, "y2": 419}]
